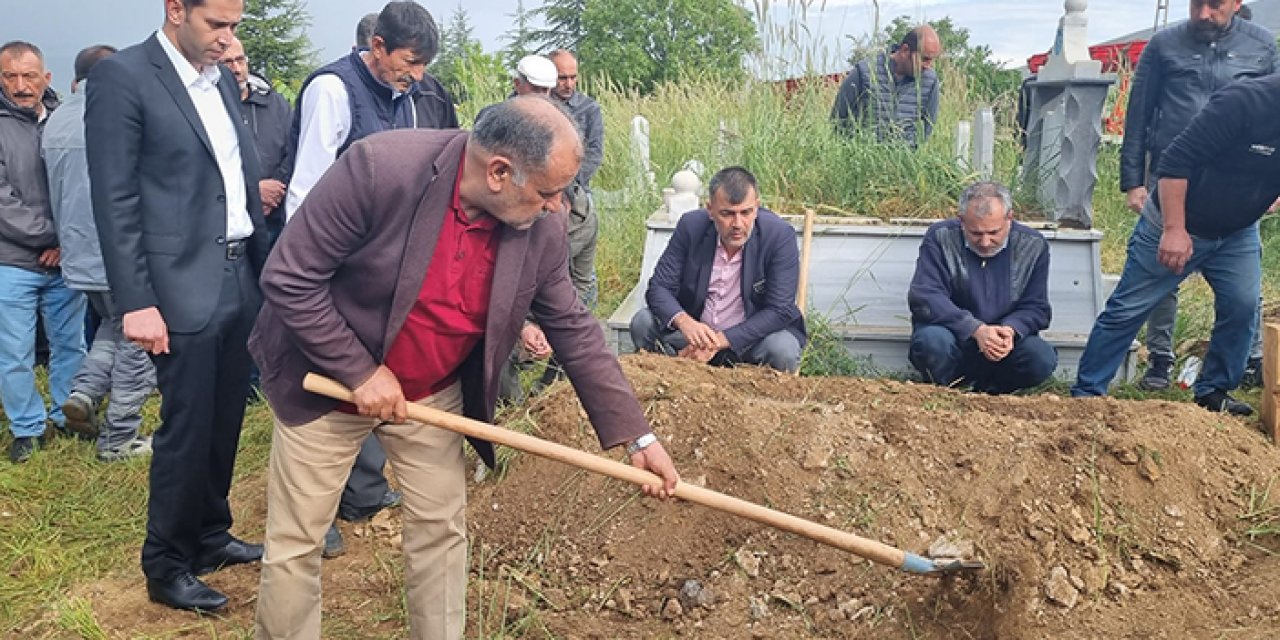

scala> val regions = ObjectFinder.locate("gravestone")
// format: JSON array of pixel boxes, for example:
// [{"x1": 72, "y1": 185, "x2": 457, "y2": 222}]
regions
[
  {"x1": 1021, "y1": 0, "x2": 1114, "y2": 229},
  {"x1": 630, "y1": 116, "x2": 655, "y2": 190}
]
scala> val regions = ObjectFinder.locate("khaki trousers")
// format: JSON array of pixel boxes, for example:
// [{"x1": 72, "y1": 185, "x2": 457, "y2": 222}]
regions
[{"x1": 255, "y1": 382, "x2": 466, "y2": 640}]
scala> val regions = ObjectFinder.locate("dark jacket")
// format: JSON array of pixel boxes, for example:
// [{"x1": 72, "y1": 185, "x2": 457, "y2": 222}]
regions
[
  {"x1": 240, "y1": 73, "x2": 293, "y2": 222},
  {"x1": 86, "y1": 34, "x2": 269, "y2": 332},
  {"x1": 249, "y1": 129, "x2": 649, "y2": 467},
  {"x1": 412, "y1": 73, "x2": 458, "y2": 130},
  {"x1": 831, "y1": 50, "x2": 940, "y2": 148},
  {"x1": 1119, "y1": 16, "x2": 1275, "y2": 192},
  {"x1": 291, "y1": 50, "x2": 416, "y2": 160},
  {"x1": 908, "y1": 218, "x2": 1052, "y2": 340},
  {"x1": 558, "y1": 91, "x2": 604, "y2": 189},
  {"x1": 0, "y1": 87, "x2": 60, "y2": 273},
  {"x1": 645, "y1": 208, "x2": 807, "y2": 353},
  {"x1": 1154, "y1": 74, "x2": 1280, "y2": 239}
]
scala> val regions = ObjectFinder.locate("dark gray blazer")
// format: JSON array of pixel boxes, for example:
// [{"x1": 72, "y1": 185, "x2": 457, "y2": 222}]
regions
[
  {"x1": 248, "y1": 129, "x2": 649, "y2": 467},
  {"x1": 86, "y1": 34, "x2": 269, "y2": 333}
]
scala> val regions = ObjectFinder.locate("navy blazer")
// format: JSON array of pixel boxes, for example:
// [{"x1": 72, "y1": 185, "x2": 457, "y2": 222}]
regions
[
  {"x1": 86, "y1": 34, "x2": 269, "y2": 333},
  {"x1": 645, "y1": 208, "x2": 807, "y2": 353}
]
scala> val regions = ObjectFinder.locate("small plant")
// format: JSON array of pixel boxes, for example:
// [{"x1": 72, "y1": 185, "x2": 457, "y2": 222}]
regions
[{"x1": 1237, "y1": 478, "x2": 1280, "y2": 551}]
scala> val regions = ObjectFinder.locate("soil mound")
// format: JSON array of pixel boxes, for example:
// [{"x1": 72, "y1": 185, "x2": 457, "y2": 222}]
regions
[
  {"x1": 34, "y1": 354, "x2": 1280, "y2": 639},
  {"x1": 469, "y1": 354, "x2": 1280, "y2": 639}
]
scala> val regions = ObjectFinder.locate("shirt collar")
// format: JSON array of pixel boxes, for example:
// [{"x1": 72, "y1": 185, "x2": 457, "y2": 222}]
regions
[{"x1": 156, "y1": 30, "x2": 222, "y2": 89}]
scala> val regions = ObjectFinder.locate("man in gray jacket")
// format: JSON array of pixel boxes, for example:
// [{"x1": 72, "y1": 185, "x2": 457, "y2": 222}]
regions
[
  {"x1": 831, "y1": 25, "x2": 942, "y2": 148},
  {"x1": 1118, "y1": 0, "x2": 1274, "y2": 390},
  {"x1": 44, "y1": 44, "x2": 157, "y2": 463},
  {"x1": 0, "y1": 41, "x2": 87, "y2": 463}
]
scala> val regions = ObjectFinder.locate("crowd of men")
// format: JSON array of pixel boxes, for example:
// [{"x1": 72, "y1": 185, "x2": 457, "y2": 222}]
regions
[{"x1": 0, "y1": 0, "x2": 1273, "y2": 638}]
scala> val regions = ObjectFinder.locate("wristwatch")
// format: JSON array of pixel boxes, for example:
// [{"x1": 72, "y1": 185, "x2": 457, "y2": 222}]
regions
[{"x1": 625, "y1": 432, "x2": 658, "y2": 456}]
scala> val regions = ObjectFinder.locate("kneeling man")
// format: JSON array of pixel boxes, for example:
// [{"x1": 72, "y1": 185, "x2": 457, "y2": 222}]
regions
[
  {"x1": 630, "y1": 167, "x2": 806, "y2": 372},
  {"x1": 907, "y1": 180, "x2": 1057, "y2": 393}
]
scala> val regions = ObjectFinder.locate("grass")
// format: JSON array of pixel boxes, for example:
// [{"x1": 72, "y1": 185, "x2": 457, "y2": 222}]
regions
[{"x1": 4, "y1": 38, "x2": 1280, "y2": 638}]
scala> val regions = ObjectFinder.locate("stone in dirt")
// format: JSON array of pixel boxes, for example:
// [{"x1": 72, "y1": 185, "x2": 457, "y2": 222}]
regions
[
  {"x1": 1045, "y1": 566, "x2": 1080, "y2": 609},
  {"x1": 748, "y1": 596, "x2": 770, "y2": 620},
  {"x1": 679, "y1": 579, "x2": 715, "y2": 610},
  {"x1": 661, "y1": 598, "x2": 684, "y2": 619},
  {"x1": 734, "y1": 547, "x2": 761, "y2": 578},
  {"x1": 927, "y1": 533, "x2": 975, "y2": 560}
]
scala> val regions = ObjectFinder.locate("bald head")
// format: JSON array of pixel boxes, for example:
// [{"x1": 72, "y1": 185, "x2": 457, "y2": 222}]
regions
[{"x1": 892, "y1": 25, "x2": 941, "y2": 78}]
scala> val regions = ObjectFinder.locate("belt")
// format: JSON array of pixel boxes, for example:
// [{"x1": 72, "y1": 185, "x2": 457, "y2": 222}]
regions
[{"x1": 225, "y1": 238, "x2": 248, "y2": 260}]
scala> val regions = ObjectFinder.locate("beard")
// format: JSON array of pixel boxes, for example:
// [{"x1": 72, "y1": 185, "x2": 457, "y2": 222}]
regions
[{"x1": 1190, "y1": 19, "x2": 1230, "y2": 43}]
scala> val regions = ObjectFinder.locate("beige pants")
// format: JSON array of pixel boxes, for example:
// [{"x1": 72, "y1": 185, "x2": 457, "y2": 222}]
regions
[{"x1": 255, "y1": 382, "x2": 466, "y2": 640}]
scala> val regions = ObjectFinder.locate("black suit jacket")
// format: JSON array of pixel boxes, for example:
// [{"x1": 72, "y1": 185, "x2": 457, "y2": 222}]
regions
[{"x1": 86, "y1": 34, "x2": 269, "y2": 333}]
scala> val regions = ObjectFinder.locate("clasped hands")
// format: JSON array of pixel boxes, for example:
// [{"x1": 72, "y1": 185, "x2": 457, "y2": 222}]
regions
[
  {"x1": 673, "y1": 314, "x2": 728, "y2": 363},
  {"x1": 973, "y1": 324, "x2": 1015, "y2": 362}
]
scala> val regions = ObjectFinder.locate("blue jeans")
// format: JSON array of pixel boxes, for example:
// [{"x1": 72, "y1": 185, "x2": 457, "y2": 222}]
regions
[
  {"x1": 0, "y1": 266, "x2": 87, "y2": 437},
  {"x1": 909, "y1": 324, "x2": 1057, "y2": 394},
  {"x1": 1072, "y1": 218, "x2": 1260, "y2": 398}
]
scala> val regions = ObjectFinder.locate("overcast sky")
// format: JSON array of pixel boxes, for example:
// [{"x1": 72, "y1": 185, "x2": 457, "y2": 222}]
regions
[{"x1": 12, "y1": 1, "x2": 1158, "y2": 92}]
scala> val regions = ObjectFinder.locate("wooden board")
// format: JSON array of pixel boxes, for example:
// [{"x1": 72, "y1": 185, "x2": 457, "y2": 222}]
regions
[{"x1": 1262, "y1": 323, "x2": 1280, "y2": 442}]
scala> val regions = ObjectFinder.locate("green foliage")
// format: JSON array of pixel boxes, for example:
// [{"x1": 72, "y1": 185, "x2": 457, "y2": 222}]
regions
[
  {"x1": 431, "y1": 5, "x2": 508, "y2": 104},
  {"x1": 501, "y1": 0, "x2": 540, "y2": 69},
  {"x1": 237, "y1": 0, "x2": 315, "y2": 92},
  {"x1": 530, "y1": 0, "x2": 589, "y2": 52},
  {"x1": 577, "y1": 0, "x2": 760, "y2": 94}
]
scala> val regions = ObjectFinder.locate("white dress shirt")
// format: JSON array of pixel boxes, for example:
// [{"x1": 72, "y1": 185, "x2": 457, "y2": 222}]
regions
[
  {"x1": 156, "y1": 31, "x2": 254, "y2": 241},
  {"x1": 284, "y1": 74, "x2": 351, "y2": 221}
]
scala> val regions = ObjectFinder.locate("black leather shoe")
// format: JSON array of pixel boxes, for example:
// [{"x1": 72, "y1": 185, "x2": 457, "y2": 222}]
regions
[
  {"x1": 146, "y1": 572, "x2": 228, "y2": 611},
  {"x1": 1195, "y1": 390, "x2": 1254, "y2": 416},
  {"x1": 196, "y1": 538, "x2": 264, "y2": 576},
  {"x1": 338, "y1": 489, "x2": 403, "y2": 522}
]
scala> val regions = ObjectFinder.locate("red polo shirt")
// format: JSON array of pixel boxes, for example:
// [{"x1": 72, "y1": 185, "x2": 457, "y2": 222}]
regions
[{"x1": 382, "y1": 165, "x2": 499, "y2": 401}]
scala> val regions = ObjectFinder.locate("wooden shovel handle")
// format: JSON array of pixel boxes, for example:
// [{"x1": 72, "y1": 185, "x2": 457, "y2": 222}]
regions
[{"x1": 302, "y1": 373, "x2": 911, "y2": 569}]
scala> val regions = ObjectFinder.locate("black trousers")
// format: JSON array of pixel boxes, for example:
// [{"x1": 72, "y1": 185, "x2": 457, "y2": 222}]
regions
[{"x1": 141, "y1": 255, "x2": 260, "y2": 580}]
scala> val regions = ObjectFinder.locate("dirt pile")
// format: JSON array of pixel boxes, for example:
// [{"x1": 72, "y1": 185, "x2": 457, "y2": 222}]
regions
[
  {"x1": 468, "y1": 354, "x2": 1280, "y2": 639},
  {"x1": 36, "y1": 354, "x2": 1280, "y2": 639}
]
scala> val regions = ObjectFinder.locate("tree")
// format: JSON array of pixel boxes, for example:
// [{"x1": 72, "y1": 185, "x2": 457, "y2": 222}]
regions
[
  {"x1": 577, "y1": 0, "x2": 759, "y2": 93},
  {"x1": 531, "y1": 0, "x2": 589, "y2": 52},
  {"x1": 502, "y1": 0, "x2": 539, "y2": 69},
  {"x1": 237, "y1": 0, "x2": 315, "y2": 92},
  {"x1": 430, "y1": 5, "x2": 507, "y2": 104},
  {"x1": 875, "y1": 16, "x2": 1020, "y2": 101}
]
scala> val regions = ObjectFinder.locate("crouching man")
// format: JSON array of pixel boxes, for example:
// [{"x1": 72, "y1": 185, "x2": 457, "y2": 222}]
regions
[
  {"x1": 629, "y1": 166, "x2": 806, "y2": 373},
  {"x1": 907, "y1": 180, "x2": 1057, "y2": 393}
]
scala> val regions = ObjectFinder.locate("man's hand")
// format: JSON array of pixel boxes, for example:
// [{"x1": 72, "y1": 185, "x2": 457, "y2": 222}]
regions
[
  {"x1": 37, "y1": 248, "x2": 60, "y2": 268},
  {"x1": 123, "y1": 306, "x2": 170, "y2": 354},
  {"x1": 986, "y1": 325, "x2": 1015, "y2": 361},
  {"x1": 1157, "y1": 228, "x2": 1193, "y2": 274},
  {"x1": 629, "y1": 440, "x2": 680, "y2": 500},
  {"x1": 1125, "y1": 187, "x2": 1148, "y2": 214},
  {"x1": 352, "y1": 365, "x2": 407, "y2": 423},
  {"x1": 259, "y1": 179, "x2": 287, "y2": 210},
  {"x1": 673, "y1": 314, "x2": 726, "y2": 351},
  {"x1": 676, "y1": 345, "x2": 718, "y2": 363},
  {"x1": 520, "y1": 323, "x2": 552, "y2": 360}
]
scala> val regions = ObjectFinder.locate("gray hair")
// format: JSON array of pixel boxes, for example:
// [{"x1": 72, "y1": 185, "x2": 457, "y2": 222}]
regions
[
  {"x1": 0, "y1": 41, "x2": 45, "y2": 63},
  {"x1": 957, "y1": 180, "x2": 1013, "y2": 219},
  {"x1": 356, "y1": 12, "x2": 379, "y2": 49},
  {"x1": 472, "y1": 96, "x2": 575, "y2": 183},
  {"x1": 707, "y1": 166, "x2": 758, "y2": 204}
]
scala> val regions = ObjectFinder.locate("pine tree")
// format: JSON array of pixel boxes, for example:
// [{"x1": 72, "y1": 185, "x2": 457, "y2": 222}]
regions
[{"x1": 237, "y1": 0, "x2": 316, "y2": 93}]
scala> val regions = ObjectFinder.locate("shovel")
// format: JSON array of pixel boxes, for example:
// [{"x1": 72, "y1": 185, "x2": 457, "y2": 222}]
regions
[{"x1": 303, "y1": 373, "x2": 984, "y2": 575}]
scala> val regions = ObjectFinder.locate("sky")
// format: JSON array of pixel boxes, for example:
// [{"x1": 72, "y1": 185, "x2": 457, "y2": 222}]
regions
[{"x1": 11, "y1": 1, "x2": 1161, "y2": 93}]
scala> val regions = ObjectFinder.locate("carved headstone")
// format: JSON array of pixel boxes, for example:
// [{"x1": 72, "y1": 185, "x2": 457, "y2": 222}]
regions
[
  {"x1": 1020, "y1": 0, "x2": 1114, "y2": 228},
  {"x1": 663, "y1": 170, "x2": 702, "y2": 221},
  {"x1": 972, "y1": 107, "x2": 995, "y2": 179},
  {"x1": 630, "y1": 115, "x2": 655, "y2": 189}
]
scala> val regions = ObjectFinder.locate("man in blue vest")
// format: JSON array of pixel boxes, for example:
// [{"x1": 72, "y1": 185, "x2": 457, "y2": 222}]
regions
[
  {"x1": 286, "y1": 0, "x2": 440, "y2": 558},
  {"x1": 831, "y1": 25, "x2": 942, "y2": 148}
]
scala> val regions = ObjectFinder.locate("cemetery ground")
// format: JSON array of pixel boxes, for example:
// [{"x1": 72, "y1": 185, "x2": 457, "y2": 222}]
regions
[
  {"x1": 7, "y1": 75, "x2": 1280, "y2": 638},
  {"x1": 4, "y1": 354, "x2": 1280, "y2": 639}
]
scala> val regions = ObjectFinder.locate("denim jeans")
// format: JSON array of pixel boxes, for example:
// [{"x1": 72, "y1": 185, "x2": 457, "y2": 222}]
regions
[
  {"x1": 909, "y1": 324, "x2": 1058, "y2": 394},
  {"x1": 1072, "y1": 218, "x2": 1260, "y2": 398},
  {"x1": 0, "y1": 266, "x2": 87, "y2": 437}
]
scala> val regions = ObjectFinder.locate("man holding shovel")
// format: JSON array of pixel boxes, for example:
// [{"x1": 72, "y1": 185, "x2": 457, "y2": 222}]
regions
[{"x1": 249, "y1": 96, "x2": 679, "y2": 639}]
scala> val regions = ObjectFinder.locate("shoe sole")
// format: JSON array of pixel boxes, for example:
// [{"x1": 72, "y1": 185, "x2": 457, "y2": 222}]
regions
[{"x1": 62, "y1": 400, "x2": 99, "y2": 438}]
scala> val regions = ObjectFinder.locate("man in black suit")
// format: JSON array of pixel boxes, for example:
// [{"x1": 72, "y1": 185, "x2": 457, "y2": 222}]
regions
[{"x1": 85, "y1": 0, "x2": 269, "y2": 612}]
